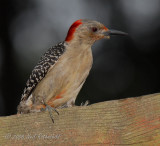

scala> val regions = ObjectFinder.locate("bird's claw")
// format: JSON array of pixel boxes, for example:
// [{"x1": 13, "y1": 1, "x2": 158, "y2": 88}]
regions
[
  {"x1": 80, "y1": 100, "x2": 90, "y2": 106},
  {"x1": 41, "y1": 100, "x2": 59, "y2": 123}
]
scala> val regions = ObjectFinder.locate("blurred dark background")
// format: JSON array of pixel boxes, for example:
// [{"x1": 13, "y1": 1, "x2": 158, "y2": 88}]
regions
[{"x1": 0, "y1": 0, "x2": 160, "y2": 116}]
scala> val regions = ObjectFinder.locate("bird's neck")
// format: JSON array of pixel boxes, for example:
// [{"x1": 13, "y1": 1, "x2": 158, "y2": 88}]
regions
[
  {"x1": 64, "y1": 39, "x2": 93, "y2": 51},
  {"x1": 64, "y1": 40, "x2": 92, "y2": 58}
]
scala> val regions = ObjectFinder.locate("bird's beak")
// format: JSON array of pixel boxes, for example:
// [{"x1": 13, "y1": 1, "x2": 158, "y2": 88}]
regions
[{"x1": 104, "y1": 29, "x2": 128, "y2": 39}]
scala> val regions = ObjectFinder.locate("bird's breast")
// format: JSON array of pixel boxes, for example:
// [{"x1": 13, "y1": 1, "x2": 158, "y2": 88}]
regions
[{"x1": 51, "y1": 46, "x2": 93, "y2": 90}]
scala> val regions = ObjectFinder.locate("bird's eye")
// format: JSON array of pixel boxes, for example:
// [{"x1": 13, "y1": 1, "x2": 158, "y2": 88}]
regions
[{"x1": 92, "y1": 27, "x2": 98, "y2": 32}]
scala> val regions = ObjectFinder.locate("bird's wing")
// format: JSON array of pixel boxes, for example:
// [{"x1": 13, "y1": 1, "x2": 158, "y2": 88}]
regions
[{"x1": 21, "y1": 42, "x2": 66, "y2": 101}]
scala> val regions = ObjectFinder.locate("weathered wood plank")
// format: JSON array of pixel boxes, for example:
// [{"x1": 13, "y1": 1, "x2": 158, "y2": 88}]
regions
[{"x1": 0, "y1": 93, "x2": 160, "y2": 145}]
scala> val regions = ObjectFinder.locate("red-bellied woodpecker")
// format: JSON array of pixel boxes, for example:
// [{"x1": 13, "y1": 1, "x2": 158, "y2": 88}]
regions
[{"x1": 17, "y1": 19, "x2": 127, "y2": 121}]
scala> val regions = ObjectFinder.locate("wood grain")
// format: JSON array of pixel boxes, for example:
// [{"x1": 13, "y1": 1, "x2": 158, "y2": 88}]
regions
[{"x1": 0, "y1": 93, "x2": 160, "y2": 145}]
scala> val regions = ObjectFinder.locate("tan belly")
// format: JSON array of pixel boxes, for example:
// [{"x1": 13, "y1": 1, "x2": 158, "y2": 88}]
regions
[{"x1": 31, "y1": 47, "x2": 93, "y2": 108}]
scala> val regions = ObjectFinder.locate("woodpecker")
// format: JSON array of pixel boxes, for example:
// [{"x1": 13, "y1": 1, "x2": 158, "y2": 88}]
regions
[{"x1": 17, "y1": 19, "x2": 127, "y2": 115}]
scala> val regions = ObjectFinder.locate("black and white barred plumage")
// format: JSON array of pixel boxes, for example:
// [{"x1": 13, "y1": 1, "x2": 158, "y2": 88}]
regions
[{"x1": 21, "y1": 42, "x2": 66, "y2": 101}]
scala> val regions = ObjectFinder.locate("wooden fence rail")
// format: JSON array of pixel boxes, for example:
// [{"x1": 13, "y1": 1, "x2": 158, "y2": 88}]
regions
[{"x1": 0, "y1": 93, "x2": 160, "y2": 145}]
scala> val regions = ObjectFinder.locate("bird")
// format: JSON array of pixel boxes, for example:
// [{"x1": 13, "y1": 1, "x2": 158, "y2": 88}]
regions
[{"x1": 17, "y1": 19, "x2": 127, "y2": 121}]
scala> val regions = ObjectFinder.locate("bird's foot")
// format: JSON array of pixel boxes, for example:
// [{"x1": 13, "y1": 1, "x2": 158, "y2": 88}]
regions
[
  {"x1": 40, "y1": 100, "x2": 59, "y2": 123},
  {"x1": 57, "y1": 103, "x2": 69, "y2": 109},
  {"x1": 80, "y1": 100, "x2": 90, "y2": 106}
]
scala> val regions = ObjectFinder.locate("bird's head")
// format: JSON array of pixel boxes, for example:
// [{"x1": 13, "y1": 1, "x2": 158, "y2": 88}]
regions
[{"x1": 65, "y1": 19, "x2": 128, "y2": 45}]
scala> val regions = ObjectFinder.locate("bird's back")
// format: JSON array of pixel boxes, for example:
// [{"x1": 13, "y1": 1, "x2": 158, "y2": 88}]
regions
[{"x1": 17, "y1": 42, "x2": 66, "y2": 113}]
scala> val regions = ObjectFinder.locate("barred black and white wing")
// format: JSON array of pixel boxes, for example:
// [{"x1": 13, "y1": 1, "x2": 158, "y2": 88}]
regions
[{"x1": 21, "y1": 42, "x2": 66, "y2": 101}]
